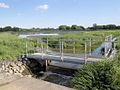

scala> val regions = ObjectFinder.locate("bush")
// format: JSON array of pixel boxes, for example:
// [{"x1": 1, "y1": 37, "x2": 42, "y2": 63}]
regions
[{"x1": 72, "y1": 60, "x2": 120, "y2": 90}]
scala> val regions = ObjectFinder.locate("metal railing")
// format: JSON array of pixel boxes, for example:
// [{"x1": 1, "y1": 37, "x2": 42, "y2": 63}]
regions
[{"x1": 24, "y1": 35, "x2": 117, "y2": 63}]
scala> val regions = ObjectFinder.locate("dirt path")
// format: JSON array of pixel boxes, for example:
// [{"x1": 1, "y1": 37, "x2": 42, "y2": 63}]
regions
[{"x1": 0, "y1": 77, "x2": 74, "y2": 90}]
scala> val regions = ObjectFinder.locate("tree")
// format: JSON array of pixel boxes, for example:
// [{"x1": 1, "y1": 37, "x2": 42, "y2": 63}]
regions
[
  {"x1": 71, "y1": 25, "x2": 78, "y2": 30},
  {"x1": 59, "y1": 25, "x2": 67, "y2": 30},
  {"x1": 92, "y1": 23, "x2": 97, "y2": 30},
  {"x1": 0, "y1": 28, "x2": 3, "y2": 32},
  {"x1": 79, "y1": 26, "x2": 85, "y2": 30},
  {"x1": 3, "y1": 26, "x2": 12, "y2": 31},
  {"x1": 66, "y1": 26, "x2": 71, "y2": 30},
  {"x1": 13, "y1": 27, "x2": 20, "y2": 32},
  {"x1": 72, "y1": 60, "x2": 120, "y2": 90}
]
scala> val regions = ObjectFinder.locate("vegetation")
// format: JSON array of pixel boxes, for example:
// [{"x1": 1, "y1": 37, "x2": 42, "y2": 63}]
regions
[
  {"x1": 1, "y1": 29, "x2": 120, "y2": 90},
  {"x1": 59, "y1": 25, "x2": 85, "y2": 30},
  {"x1": 0, "y1": 30, "x2": 120, "y2": 60},
  {"x1": 71, "y1": 30, "x2": 120, "y2": 90},
  {"x1": 1, "y1": 24, "x2": 120, "y2": 32},
  {"x1": 72, "y1": 60, "x2": 120, "y2": 90},
  {"x1": 0, "y1": 32, "x2": 35, "y2": 61},
  {"x1": 88, "y1": 24, "x2": 120, "y2": 30}
]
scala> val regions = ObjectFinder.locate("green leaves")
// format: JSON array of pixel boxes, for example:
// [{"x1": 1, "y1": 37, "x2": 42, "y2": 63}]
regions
[{"x1": 72, "y1": 61, "x2": 120, "y2": 90}]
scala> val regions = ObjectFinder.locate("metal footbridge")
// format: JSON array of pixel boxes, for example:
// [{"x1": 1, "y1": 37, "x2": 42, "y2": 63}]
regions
[{"x1": 19, "y1": 34, "x2": 117, "y2": 69}]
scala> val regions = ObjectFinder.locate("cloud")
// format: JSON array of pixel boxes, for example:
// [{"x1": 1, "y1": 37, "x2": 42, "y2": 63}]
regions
[
  {"x1": 35, "y1": 4, "x2": 49, "y2": 11},
  {"x1": 0, "y1": 3, "x2": 9, "y2": 8}
]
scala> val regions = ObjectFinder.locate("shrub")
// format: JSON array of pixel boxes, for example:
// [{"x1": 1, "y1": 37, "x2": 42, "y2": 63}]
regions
[{"x1": 72, "y1": 60, "x2": 120, "y2": 90}]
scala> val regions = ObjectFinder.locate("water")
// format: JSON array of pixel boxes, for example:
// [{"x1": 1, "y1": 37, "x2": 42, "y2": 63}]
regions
[{"x1": 36, "y1": 66, "x2": 76, "y2": 87}]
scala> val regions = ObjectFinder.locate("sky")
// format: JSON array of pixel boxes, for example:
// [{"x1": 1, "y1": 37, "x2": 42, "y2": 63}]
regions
[{"x1": 0, "y1": 0, "x2": 120, "y2": 28}]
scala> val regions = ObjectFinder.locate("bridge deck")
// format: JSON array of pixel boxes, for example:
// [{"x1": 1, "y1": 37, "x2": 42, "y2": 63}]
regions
[{"x1": 27, "y1": 53, "x2": 103, "y2": 64}]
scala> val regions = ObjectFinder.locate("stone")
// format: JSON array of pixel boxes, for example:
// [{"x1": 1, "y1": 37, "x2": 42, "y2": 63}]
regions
[
  {"x1": 9, "y1": 69, "x2": 13, "y2": 74},
  {"x1": 2, "y1": 65, "x2": 5, "y2": 71},
  {"x1": 0, "y1": 68, "x2": 2, "y2": 72},
  {"x1": 20, "y1": 66, "x2": 25, "y2": 71},
  {"x1": 0, "y1": 61, "x2": 28, "y2": 77},
  {"x1": 17, "y1": 62, "x2": 23, "y2": 66},
  {"x1": 11, "y1": 63, "x2": 17, "y2": 67},
  {"x1": 27, "y1": 75, "x2": 32, "y2": 78}
]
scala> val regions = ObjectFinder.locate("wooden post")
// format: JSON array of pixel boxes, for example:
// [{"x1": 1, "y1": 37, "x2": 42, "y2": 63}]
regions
[{"x1": 84, "y1": 41, "x2": 87, "y2": 64}]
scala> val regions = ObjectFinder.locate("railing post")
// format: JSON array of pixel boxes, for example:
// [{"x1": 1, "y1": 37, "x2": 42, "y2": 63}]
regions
[
  {"x1": 25, "y1": 39, "x2": 28, "y2": 56},
  {"x1": 61, "y1": 40, "x2": 64, "y2": 61},
  {"x1": 84, "y1": 41, "x2": 87, "y2": 64},
  {"x1": 41, "y1": 41, "x2": 44, "y2": 59},
  {"x1": 36, "y1": 38, "x2": 39, "y2": 53},
  {"x1": 113, "y1": 42, "x2": 116, "y2": 57},
  {"x1": 45, "y1": 60, "x2": 48, "y2": 71},
  {"x1": 73, "y1": 41, "x2": 76, "y2": 54},
  {"x1": 89, "y1": 38, "x2": 92, "y2": 56},
  {"x1": 104, "y1": 36, "x2": 109, "y2": 58},
  {"x1": 59, "y1": 40, "x2": 61, "y2": 53},
  {"x1": 114, "y1": 42, "x2": 116, "y2": 50},
  {"x1": 46, "y1": 37, "x2": 48, "y2": 52},
  {"x1": 104, "y1": 40, "x2": 107, "y2": 58}
]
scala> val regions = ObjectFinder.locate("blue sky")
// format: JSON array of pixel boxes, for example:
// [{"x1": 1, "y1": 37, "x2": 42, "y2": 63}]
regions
[{"x1": 0, "y1": 0, "x2": 120, "y2": 28}]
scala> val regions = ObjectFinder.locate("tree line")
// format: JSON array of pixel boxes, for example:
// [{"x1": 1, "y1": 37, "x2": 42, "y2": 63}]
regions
[
  {"x1": 1, "y1": 24, "x2": 120, "y2": 32},
  {"x1": 0, "y1": 26, "x2": 20, "y2": 32},
  {"x1": 58, "y1": 25, "x2": 85, "y2": 30},
  {"x1": 88, "y1": 24, "x2": 120, "y2": 30}
]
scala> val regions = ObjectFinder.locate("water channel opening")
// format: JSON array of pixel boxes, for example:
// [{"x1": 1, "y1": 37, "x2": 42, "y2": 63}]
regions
[
  {"x1": 25, "y1": 58, "x2": 46, "y2": 76},
  {"x1": 24, "y1": 58, "x2": 77, "y2": 87}
]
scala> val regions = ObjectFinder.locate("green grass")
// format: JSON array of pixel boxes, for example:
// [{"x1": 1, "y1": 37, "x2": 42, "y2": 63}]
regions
[{"x1": 0, "y1": 32, "x2": 34, "y2": 61}]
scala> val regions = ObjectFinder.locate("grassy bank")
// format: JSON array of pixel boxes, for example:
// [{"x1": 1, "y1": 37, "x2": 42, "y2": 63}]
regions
[{"x1": 0, "y1": 32, "x2": 35, "y2": 61}]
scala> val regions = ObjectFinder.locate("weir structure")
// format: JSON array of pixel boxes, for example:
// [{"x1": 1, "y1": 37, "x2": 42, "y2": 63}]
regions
[{"x1": 19, "y1": 34, "x2": 117, "y2": 70}]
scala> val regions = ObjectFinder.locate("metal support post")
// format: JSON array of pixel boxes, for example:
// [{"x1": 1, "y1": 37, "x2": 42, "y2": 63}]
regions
[
  {"x1": 46, "y1": 37, "x2": 48, "y2": 52},
  {"x1": 104, "y1": 40, "x2": 107, "y2": 58},
  {"x1": 114, "y1": 42, "x2": 116, "y2": 55},
  {"x1": 41, "y1": 41, "x2": 44, "y2": 59},
  {"x1": 73, "y1": 41, "x2": 76, "y2": 54},
  {"x1": 61, "y1": 41, "x2": 64, "y2": 61},
  {"x1": 84, "y1": 41, "x2": 87, "y2": 64},
  {"x1": 89, "y1": 38, "x2": 92, "y2": 56},
  {"x1": 114, "y1": 43, "x2": 116, "y2": 50},
  {"x1": 45, "y1": 60, "x2": 48, "y2": 72},
  {"x1": 25, "y1": 39, "x2": 28, "y2": 56},
  {"x1": 59, "y1": 40, "x2": 61, "y2": 53}
]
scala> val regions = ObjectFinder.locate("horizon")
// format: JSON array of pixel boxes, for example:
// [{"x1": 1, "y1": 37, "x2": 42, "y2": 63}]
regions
[
  {"x1": 0, "y1": 0, "x2": 120, "y2": 28},
  {"x1": 1, "y1": 23, "x2": 120, "y2": 29}
]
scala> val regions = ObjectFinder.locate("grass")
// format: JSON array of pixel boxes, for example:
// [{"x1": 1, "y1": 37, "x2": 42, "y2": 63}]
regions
[{"x1": 0, "y1": 32, "x2": 34, "y2": 61}]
